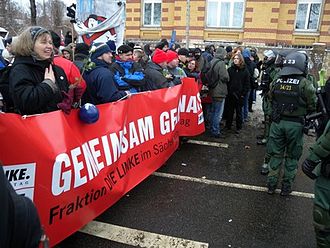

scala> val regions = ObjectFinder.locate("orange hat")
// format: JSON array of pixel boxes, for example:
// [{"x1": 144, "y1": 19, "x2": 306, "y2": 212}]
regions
[
  {"x1": 166, "y1": 50, "x2": 178, "y2": 63},
  {"x1": 152, "y1": 48, "x2": 168, "y2": 64}
]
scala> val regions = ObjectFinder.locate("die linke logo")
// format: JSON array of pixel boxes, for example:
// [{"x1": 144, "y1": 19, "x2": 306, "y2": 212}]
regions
[{"x1": 3, "y1": 163, "x2": 36, "y2": 201}]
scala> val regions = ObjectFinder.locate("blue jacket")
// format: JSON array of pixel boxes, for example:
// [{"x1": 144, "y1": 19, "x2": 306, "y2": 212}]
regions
[
  {"x1": 110, "y1": 60, "x2": 145, "y2": 93},
  {"x1": 82, "y1": 59, "x2": 127, "y2": 105}
]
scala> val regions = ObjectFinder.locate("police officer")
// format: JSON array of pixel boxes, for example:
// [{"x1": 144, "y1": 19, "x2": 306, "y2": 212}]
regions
[
  {"x1": 267, "y1": 51, "x2": 317, "y2": 196},
  {"x1": 302, "y1": 118, "x2": 330, "y2": 247},
  {"x1": 259, "y1": 49, "x2": 279, "y2": 175}
]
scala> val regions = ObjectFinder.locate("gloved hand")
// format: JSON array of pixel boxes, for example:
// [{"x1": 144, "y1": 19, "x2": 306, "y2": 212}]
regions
[
  {"x1": 73, "y1": 84, "x2": 85, "y2": 104},
  {"x1": 301, "y1": 159, "x2": 319, "y2": 179},
  {"x1": 57, "y1": 89, "x2": 74, "y2": 114}
]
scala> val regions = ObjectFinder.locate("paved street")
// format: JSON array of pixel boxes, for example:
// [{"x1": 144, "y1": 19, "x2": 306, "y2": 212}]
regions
[{"x1": 57, "y1": 96, "x2": 316, "y2": 248}]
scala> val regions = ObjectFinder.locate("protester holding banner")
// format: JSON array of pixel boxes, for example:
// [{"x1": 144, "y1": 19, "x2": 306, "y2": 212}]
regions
[
  {"x1": 143, "y1": 48, "x2": 176, "y2": 91},
  {"x1": 110, "y1": 44, "x2": 146, "y2": 93},
  {"x1": 9, "y1": 26, "x2": 69, "y2": 115},
  {"x1": 82, "y1": 42, "x2": 129, "y2": 104},
  {"x1": 166, "y1": 50, "x2": 186, "y2": 82}
]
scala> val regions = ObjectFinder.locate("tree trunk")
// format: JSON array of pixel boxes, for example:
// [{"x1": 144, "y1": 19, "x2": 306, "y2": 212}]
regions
[{"x1": 29, "y1": 0, "x2": 37, "y2": 25}]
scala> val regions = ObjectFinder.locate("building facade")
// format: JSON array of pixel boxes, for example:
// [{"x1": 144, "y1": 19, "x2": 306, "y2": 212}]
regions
[{"x1": 125, "y1": 0, "x2": 330, "y2": 47}]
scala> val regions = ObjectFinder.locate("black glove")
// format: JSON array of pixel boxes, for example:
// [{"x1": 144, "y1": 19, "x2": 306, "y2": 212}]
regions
[{"x1": 301, "y1": 159, "x2": 318, "y2": 179}]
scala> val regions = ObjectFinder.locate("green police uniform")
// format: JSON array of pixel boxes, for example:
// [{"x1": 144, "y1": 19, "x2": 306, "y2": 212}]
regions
[
  {"x1": 267, "y1": 75, "x2": 316, "y2": 193},
  {"x1": 306, "y1": 120, "x2": 330, "y2": 247},
  {"x1": 260, "y1": 66, "x2": 280, "y2": 174}
]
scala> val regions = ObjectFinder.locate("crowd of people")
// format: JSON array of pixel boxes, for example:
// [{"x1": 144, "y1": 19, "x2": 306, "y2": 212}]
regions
[{"x1": 1, "y1": 25, "x2": 330, "y2": 247}]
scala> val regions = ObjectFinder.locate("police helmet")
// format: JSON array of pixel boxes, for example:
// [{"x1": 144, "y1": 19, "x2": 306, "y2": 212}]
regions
[
  {"x1": 274, "y1": 50, "x2": 292, "y2": 68},
  {"x1": 79, "y1": 103, "x2": 99, "y2": 124},
  {"x1": 278, "y1": 51, "x2": 308, "y2": 76}
]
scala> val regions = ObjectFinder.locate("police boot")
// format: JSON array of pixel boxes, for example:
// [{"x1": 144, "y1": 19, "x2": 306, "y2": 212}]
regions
[
  {"x1": 260, "y1": 163, "x2": 269, "y2": 175},
  {"x1": 267, "y1": 184, "x2": 276, "y2": 195},
  {"x1": 280, "y1": 184, "x2": 292, "y2": 196}
]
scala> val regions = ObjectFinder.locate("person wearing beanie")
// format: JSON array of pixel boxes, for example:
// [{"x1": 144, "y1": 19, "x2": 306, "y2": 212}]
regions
[
  {"x1": 74, "y1": 42, "x2": 90, "y2": 71},
  {"x1": 241, "y1": 48, "x2": 256, "y2": 123},
  {"x1": 207, "y1": 47, "x2": 229, "y2": 138},
  {"x1": 82, "y1": 42, "x2": 129, "y2": 104},
  {"x1": 177, "y1": 48, "x2": 189, "y2": 68},
  {"x1": 61, "y1": 46, "x2": 73, "y2": 61},
  {"x1": 133, "y1": 44, "x2": 148, "y2": 69},
  {"x1": 224, "y1": 46, "x2": 233, "y2": 65},
  {"x1": 202, "y1": 45, "x2": 214, "y2": 63},
  {"x1": 155, "y1": 39, "x2": 169, "y2": 52},
  {"x1": 9, "y1": 26, "x2": 69, "y2": 115},
  {"x1": 166, "y1": 50, "x2": 186, "y2": 81},
  {"x1": 143, "y1": 48, "x2": 176, "y2": 91},
  {"x1": 50, "y1": 30, "x2": 87, "y2": 96},
  {"x1": 109, "y1": 44, "x2": 145, "y2": 93}
]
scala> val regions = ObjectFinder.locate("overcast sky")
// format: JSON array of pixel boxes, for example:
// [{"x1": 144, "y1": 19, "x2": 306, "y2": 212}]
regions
[{"x1": 15, "y1": 0, "x2": 76, "y2": 9}]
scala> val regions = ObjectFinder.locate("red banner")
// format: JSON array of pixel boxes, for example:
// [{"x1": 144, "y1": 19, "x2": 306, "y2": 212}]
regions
[{"x1": 0, "y1": 78, "x2": 204, "y2": 246}]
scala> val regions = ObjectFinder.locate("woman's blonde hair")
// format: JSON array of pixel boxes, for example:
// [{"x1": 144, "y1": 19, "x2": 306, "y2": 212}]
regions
[{"x1": 12, "y1": 26, "x2": 50, "y2": 57}]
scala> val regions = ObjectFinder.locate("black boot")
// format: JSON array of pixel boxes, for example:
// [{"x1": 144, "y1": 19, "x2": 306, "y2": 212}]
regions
[
  {"x1": 280, "y1": 184, "x2": 292, "y2": 196},
  {"x1": 267, "y1": 184, "x2": 276, "y2": 195}
]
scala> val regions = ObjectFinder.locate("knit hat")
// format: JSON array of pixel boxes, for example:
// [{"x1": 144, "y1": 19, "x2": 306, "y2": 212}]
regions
[
  {"x1": 106, "y1": 40, "x2": 116, "y2": 52},
  {"x1": 152, "y1": 48, "x2": 168, "y2": 64},
  {"x1": 91, "y1": 43, "x2": 111, "y2": 61},
  {"x1": 75, "y1": 43, "x2": 90, "y2": 56},
  {"x1": 166, "y1": 50, "x2": 178, "y2": 63},
  {"x1": 117, "y1": 44, "x2": 133, "y2": 54},
  {"x1": 62, "y1": 46, "x2": 73, "y2": 56},
  {"x1": 50, "y1": 31, "x2": 61, "y2": 49},
  {"x1": 178, "y1": 48, "x2": 189, "y2": 57},
  {"x1": 133, "y1": 45, "x2": 143, "y2": 52},
  {"x1": 225, "y1": 46, "x2": 233, "y2": 53},
  {"x1": 242, "y1": 48, "x2": 251, "y2": 58},
  {"x1": 30, "y1": 26, "x2": 50, "y2": 44}
]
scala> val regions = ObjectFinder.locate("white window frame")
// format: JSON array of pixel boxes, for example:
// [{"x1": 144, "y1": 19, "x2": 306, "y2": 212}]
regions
[
  {"x1": 295, "y1": 0, "x2": 322, "y2": 31},
  {"x1": 206, "y1": 0, "x2": 245, "y2": 28},
  {"x1": 143, "y1": 0, "x2": 162, "y2": 27}
]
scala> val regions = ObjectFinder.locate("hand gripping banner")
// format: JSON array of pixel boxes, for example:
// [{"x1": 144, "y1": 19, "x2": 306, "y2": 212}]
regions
[{"x1": 0, "y1": 78, "x2": 204, "y2": 246}]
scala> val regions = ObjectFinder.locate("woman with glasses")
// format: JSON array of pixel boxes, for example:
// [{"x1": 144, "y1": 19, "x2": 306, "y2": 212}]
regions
[
  {"x1": 9, "y1": 26, "x2": 69, "y2": 115},
  {"x1": 224, "y1": 53, "x2": 250, "y2": 134}
]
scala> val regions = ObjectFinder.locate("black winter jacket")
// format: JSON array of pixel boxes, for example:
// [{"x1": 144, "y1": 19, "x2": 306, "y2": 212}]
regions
[
  {"x1": 143, "y1": 61, "x2": 171, "y2": 91},
  {"x1": 227, "y1": 65, "x2": 250, "y2": 98},
  {"x1": 9, "y1": 56, "x2": 69, "y2": 115}
]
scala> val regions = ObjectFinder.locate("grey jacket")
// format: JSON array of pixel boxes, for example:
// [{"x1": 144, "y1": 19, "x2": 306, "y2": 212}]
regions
[{"x1": 209, "y1": 47, "x2": 229, "y2": 100}]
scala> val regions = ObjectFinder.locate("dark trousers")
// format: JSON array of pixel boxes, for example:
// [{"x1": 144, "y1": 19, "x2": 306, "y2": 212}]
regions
[{"x1": 225, "y1": 94, "x2": 242, "y2": 130}]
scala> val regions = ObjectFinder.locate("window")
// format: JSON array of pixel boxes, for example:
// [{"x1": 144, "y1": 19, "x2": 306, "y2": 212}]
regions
[
  {"x1": 206, "y1": 0, "x2": 244, "y2": 28},
  {"x1": 143, "y1": 0, "x2": 161, "y2": 26},
  {"x1": 295, "y1": 0, "x2": 322, "y2": 31}
]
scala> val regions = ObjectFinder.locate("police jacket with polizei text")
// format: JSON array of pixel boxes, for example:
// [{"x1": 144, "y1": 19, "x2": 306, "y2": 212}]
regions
[
  {"x1": 109, "y1": 60, "x2": 146, "y2": 93},
  {"x1": 270, "y1": 75, "x2": 316, "y2": 117},
  {"x1": 9, "y1": 56, "x2": 69, "y2": 115},
  {"x1": 82, "y1": 59, "x2": 127, "y2": 105}
]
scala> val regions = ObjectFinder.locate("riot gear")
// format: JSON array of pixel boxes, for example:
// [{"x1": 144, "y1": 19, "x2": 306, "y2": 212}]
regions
[{"x1": 279, "y1": 51, "x2": 308, "y2": 76}]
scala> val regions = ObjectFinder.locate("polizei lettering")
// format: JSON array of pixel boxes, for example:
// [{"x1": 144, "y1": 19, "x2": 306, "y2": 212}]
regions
[{"x1": 51, "y1": 116, "x2": 154, "y2": 196}]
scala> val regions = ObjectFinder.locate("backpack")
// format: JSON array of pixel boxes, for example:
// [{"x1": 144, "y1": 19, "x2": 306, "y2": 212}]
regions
[
  {"x1": 0, "y1": 65, "x2": 15, "y2": 112},
  {"x1": 201, "y1": 59, "x2": 221, "y2": 89}
]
